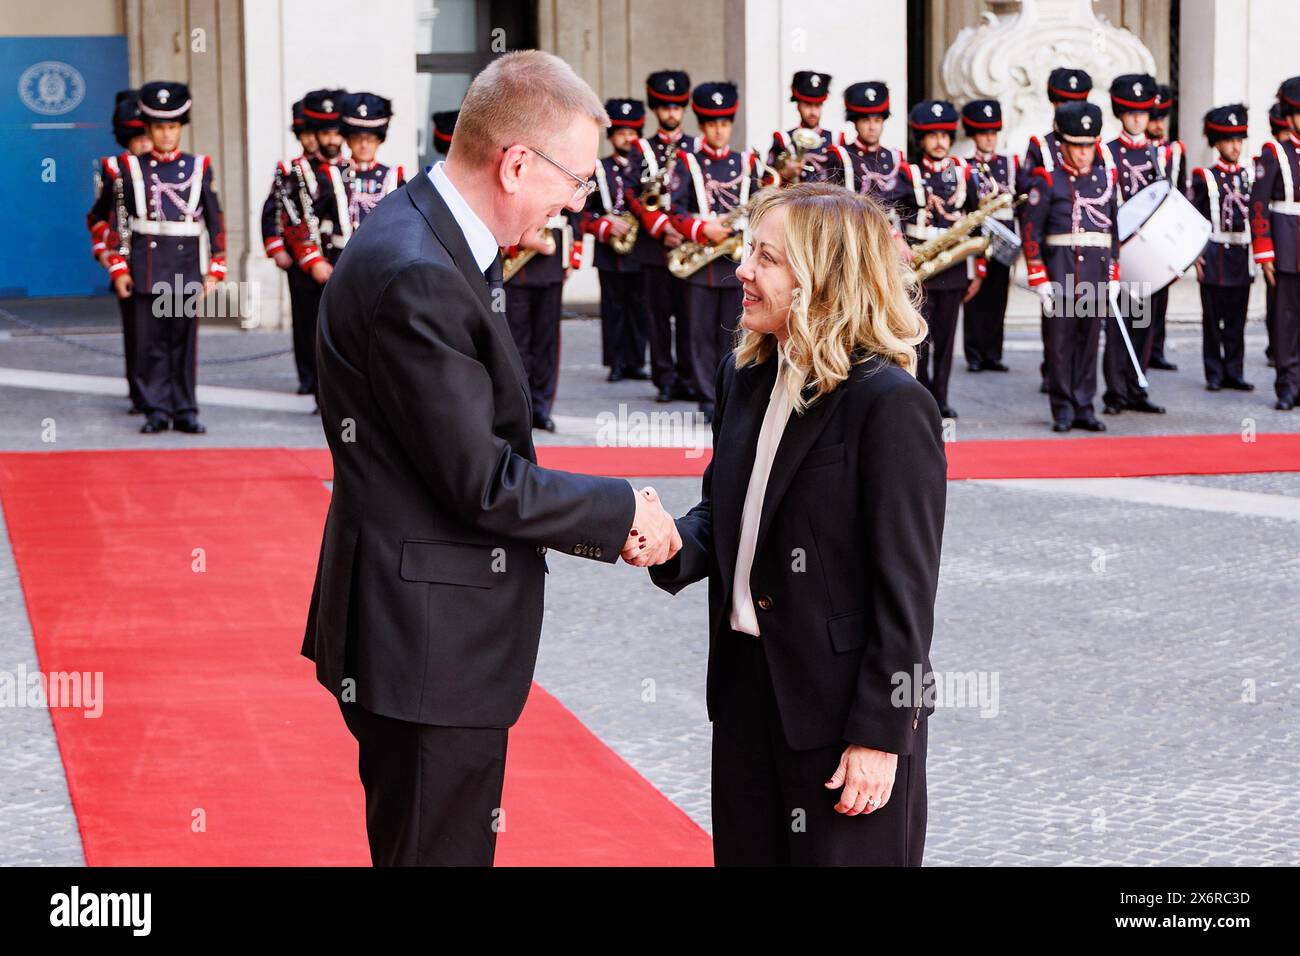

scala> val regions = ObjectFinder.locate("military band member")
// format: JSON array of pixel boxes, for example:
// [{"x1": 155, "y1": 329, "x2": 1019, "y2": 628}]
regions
[
  {"x1": 261, "y1": 96, "x2": 320, "y2": 394},
  {"x1": 91, "y1": 81, "x2": 225, "y2": 435},
  {"x1": 309, "y1": 92, "x2": 404, "y2": 256},
  {"x1": 667, "y1": 81, "x2": 776, "y2": 421},
  {"x1": 279, "y1": 88, "x2": 347, "y2": 396},
  {"x1": 1020, "y1": 67, "x2": 1093, "y2": 193},
  {"x1": 822, "y1": 82, "x2": 912, "y2": 221},
  {"x1": 87, "y1": 89, "x2": 151, "y2": 414},
  {"x1": 897, "y1": 100, "x2": 984, "y2": 420},
  {"x1": 1100, "y1": 73, "x2": 1166, "y2": 415},
  {"x1": 1264, "y1": 101, "x2": 1292, "y2": 368},
  {"x1": 1020, "y1": 101, "x2": 1118, "y2": 432},
  {"x1": 503, "y1": 212, "x2": 581, "y2": 432},
  {"x1": 1191, "y1": 105, "x2": 1255, "y2": 394},
  {"x1": 624, "y1": 70, "x2": 697, "y2": 403},
  {"x1": 961, "y1": 98, "x2": 1016, "y2": 373},
  {"x1": 766, "y1": 71, "x2": 836, "y2": 185},
  {"x1": 1144, "y1": 82, "x2": 1187, "y2": 370},
  {"x1": 1250, "y1": 76, "x2": 1300, "y2": 410},
  {"x1": 1022, "y1": 67, "x2": 1093, "y2": 392},
  {"x1": 583, "y1": 98, "x2": 650, "y2": 382}
]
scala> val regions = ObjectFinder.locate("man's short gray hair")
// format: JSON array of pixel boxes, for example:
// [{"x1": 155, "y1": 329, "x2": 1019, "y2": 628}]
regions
[{"x1": 452, "y1": 50, "x2": 609, "y2": 166}]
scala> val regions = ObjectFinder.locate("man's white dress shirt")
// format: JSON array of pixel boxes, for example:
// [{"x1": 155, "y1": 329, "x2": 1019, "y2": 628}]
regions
[{"x1": 428, "y1": 161, "x2": 499, "y2": 273}]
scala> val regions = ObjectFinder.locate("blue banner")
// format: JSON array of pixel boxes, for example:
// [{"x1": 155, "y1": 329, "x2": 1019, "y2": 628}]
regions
[{"x1": 0, "y1": 36, "x2": 129, "y2": 297}]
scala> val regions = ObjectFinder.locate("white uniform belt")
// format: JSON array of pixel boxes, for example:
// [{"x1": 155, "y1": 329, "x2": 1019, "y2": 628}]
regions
[
  {"x1": 905, "y1": 223, "x2": 945, "y2": 240},
  {"x1": 130, "y1": 218, "x2": 202, "y2": 237},
  {"x1": 1044, "y1": 232, "x2": 1110, "y2": 248},
  {"x1": 1269, "y1": 200, "x2": 1300, "y2": 216},
  {"x1": 1209, "y1": 230, "x2": 1251, "y2": 245}
]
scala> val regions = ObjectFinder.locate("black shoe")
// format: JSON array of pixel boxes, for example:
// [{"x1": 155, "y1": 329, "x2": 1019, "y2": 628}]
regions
[
  {"x1": 939, "y1": 405, "x2": 958, "y2": 419},
  {"x1": 625, "y1": 367, "x2": 651, "y2": 381},
  {"x1": 984, "y1": 360, "x2": 1010, "y2": 372},
  {"x1": 1129, "y1": 397, "x2": 1166, "y2": 414},
  {"x1": 698, "y1": 403, "x2": 715, "y2": 424},
  {"x1": 1223, "y1": 378, "x2": 1255, "y2": 391},
  {"x1": 128, "y1": 403, "x2": 145, "y2": 415},
  {"x1": 1276, "y1": 396, "x2": 1295, "y2": 411},
  {"x1": 1072, "y1": 415, "x2": 1106, "y2": 432},
  {"x1": 1149, "y1": 357, "x2": 1178, "y2": 371},
  {"x1": 532, "y1": 414, "x2": 556, "y2": 432},
  {"x1": 656, "y1": 385, "x2": 673, "y2": 403},
  {"x1": 140, "y1": 415, "x2": 169, "y2": 434},
  {"x1": 297, "y1": 383, "x2": 315, "y2": 395},
  {"x1": 669, "y1": 381, "x2": 694, "y2": 401},
  {"x1": 606, "y1": 367, "x2": 625, "y2": 382},
  {"x1": 1103, "y1": 403, "x2": 1123, "y2": 415},
  {"x1": 173, "y1": 417, "x2": 207, "y2": 434},
  {"x1": 1205, "y1": 381, "x2": 1222, "y2": 392},
  {"x1": 1052, "y1": 419, "x2": 1072, "y2": 433},
  {"x1": 1039, "y1": 380, "x2": 1049, "y2": 394},
  {"x1": 966, "y1": 362, "x2": 983, "y2": 373}
]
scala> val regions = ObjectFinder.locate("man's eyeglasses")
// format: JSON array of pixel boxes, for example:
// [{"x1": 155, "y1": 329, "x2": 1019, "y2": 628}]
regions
[{"x1": 503, "y1": 144, "x2": 597, "y2": 206}]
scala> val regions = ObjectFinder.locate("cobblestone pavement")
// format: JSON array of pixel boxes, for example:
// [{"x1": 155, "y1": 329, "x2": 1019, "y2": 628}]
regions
[{"x1": 1, "y1": 299, "x2": 1298, "y2": 865}]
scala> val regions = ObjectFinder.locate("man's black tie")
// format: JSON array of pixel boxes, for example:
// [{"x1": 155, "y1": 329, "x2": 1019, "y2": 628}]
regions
[{"x1": 484, "y1": 254, "x2": 504, "y2": 298}]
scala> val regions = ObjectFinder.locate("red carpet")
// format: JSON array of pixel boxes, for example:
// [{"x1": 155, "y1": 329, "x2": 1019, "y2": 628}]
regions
[
  {"x1": 291, "y1": 432, "x2": 1300, "y2": 483},
  {"x1": 0, "y1": 449, "x2": 711, "y2": 867}
]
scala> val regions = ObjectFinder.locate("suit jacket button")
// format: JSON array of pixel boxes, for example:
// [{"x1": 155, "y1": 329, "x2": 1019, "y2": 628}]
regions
[
  {"x1": 573, "y1": 544, "x2": 582, "y2": 555},
  {"x1": 594, "y1": 547, "x2": 602, "y2": 559},
  {"x1": 757, "y1": 596, "x2": 773, "y2": 611},
  {"x1": 537, "y1": 546, "x2": 547, "y2": 557}
]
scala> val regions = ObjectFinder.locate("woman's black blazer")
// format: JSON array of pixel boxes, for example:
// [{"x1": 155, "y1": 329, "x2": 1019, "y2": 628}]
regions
[{"x1": 650, "y1": 351, "x2": 947, "y2": 755}]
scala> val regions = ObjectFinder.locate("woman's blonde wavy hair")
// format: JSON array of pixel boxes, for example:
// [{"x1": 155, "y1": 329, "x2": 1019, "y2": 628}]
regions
[{"x1": 734, "y1": 181, "x2": 927, "y2": 413}]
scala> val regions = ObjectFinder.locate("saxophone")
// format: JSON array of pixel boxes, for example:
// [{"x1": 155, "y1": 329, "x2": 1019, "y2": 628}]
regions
[
  {"x1": 667, "y1": 199, "x2": 750, "y2": 279},
  {"x1": 909, "y1": 191, "x2": 1014, "y2": 281},
  {"x1": 608, "y1": 212, "x2": 639, "y2": 255},
  {"x1": 502, "y1": 227, "x2": 557, "y2": 282}
]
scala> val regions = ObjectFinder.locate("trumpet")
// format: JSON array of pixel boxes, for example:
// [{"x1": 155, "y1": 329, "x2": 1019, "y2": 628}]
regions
[
  {"x1": 667, "y1": 200, "x2": 750, "y2": 279},
  {"x1": 502, "y1": 227, "x2": 556, "y2": 282},
  {"x1": 909, "y1": 192, "x2": 1014, "y2": 281}
]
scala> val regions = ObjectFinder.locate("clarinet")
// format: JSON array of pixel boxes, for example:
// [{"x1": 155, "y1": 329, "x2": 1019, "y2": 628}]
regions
[
  {"x1": 294, "y1": 160, "x2": 322, "y2": 252},
  {"x1": 114, "y1": 170, "x2": 130, "y2": 259}
]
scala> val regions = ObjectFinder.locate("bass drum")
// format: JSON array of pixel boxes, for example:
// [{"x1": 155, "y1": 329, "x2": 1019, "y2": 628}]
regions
[{"x1": 1117, "y1": 180, "x2": 1210, "y2": 297}]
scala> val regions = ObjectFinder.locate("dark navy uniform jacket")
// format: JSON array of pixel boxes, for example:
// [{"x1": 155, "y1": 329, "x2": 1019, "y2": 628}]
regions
[
  {"x1": 1191, "y1": 160, "x2": 1254, "y2": 286},
  {"x1": 1103, "y1": 133, "x2": 1163, "y2": 203},
  {"x1": 1251, "y1": 137, "x2": 1300, "y2": 275},
  {"x1": 623, "y1": 129, "x2": 698, "y2": 268},
  {"x1": 89, "y1": 148, "x2": 226, "y2": 289},
  {"x1": 1019, "y1": 132, "x2": 1063, "y2": 193},
  {"x1": 822, "y1": 138, "x2": 914, "y2": 222},
  {"x1": 896, "y1": 155, "x2": 986, "y2": 292},
  {"x1": 580, "y1": 152, "x2": 640, "y2": 274},
  {"x1": 259, "y1": 153, "x2": 317, "y2": 259},
  {"x1": 668, "y1": 143, "x2": 775, "y2": 289},
  {"x1": 1019, "y1": 152, "x2": 1120, "y2": 290},
  {"x1": 970, "y1": 149, "x2": 1020, "y2": 236},
  {"x1": 765, "y1": 126, "x2": 836, "y2": 183},
  {"x1": 294, "y1": 159, "x2": 406, "y2": 267}
]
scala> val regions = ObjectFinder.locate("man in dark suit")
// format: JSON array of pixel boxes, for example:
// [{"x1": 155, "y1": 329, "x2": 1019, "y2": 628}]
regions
[{"x1": 301, "y1": 50, "x2": 680, "y2": 866}]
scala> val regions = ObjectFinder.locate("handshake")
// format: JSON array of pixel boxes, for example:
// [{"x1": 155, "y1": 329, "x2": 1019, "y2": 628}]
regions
[{"x1": 622, "y1": 485, "x2": 682, "y2": 567}]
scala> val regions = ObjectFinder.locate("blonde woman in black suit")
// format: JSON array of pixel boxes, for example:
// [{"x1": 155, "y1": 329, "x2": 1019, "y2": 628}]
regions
[{"x1": 640, "y1": 182, "x2": 947, "y2": 866}]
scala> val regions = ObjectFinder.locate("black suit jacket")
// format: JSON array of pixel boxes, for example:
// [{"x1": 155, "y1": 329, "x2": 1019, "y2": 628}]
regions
[
  {"x1": 651, "y1": 352, "x2": 946, "y2": 754},
  {"x1": 302, "y1": 171, "x2": 635, "y2": 728}
]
